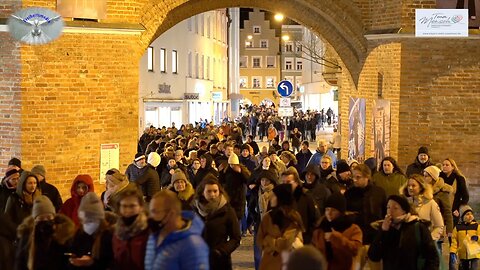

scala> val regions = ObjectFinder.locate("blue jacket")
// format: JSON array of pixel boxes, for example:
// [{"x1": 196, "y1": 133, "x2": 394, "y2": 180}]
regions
[
  {"x1": 306, "y1": 149, "x2": 337, "y2": 169},
  {"x1": 144, "y1": 211, "x2": 210, "y2": 270}
]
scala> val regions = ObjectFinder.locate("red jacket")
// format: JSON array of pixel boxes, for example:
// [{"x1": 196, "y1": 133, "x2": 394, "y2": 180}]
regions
[
  {"x1": 59, "y1": 175, "x2": 94, "y2": 227},
  {"x1": 112, "y1": 219, "x2": 149, "y2": 270}
]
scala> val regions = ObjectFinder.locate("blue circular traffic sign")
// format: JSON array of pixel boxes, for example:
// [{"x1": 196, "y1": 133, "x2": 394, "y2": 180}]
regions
[{"x1": 277, "y1": 80, "x2": 294, "y2": 97}]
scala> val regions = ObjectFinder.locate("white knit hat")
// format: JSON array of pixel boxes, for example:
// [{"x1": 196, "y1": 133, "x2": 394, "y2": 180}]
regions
[
  {"x1": 424, "y1": 165, "x2": 441, "y2": 183},
  {"x1": 147, "y1": 152, "x2": 161, "y2": 167}
]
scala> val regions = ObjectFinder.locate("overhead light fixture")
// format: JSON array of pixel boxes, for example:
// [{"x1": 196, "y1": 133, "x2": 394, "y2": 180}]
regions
[{"x1": 274, "y1": 14, "x2": 284, "y2": 22}]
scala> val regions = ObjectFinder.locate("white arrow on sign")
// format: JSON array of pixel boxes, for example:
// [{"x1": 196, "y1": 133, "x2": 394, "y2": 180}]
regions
[{"x1": 280, "y1": 82, "x2": 291, "y2": 96}]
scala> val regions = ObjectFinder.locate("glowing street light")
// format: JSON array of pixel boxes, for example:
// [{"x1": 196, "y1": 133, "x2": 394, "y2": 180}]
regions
[
  {"x1": 247, "y1": 35, "x2": 253, "y2": 40},
  {"x1": 274, "y1": 13, "x2": 284, "y2": 22},
  {"x1": 282, "y1": 35, "x2": 290, "y2": 41}
]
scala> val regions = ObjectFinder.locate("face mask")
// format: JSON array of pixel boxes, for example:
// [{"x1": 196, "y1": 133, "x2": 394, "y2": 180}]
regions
[
  {"x1": 35, "y1": 220, "x2": 55, "y2": 237},
  {"x1": 122, "y1": 214, "x2": 138, "y2": 226},
  {"x1": 83, "y1": 221, "x2": 100, "y2": 235},
  {"x1": 148, "y1": 211, "x2": 170, "y2": 234}
]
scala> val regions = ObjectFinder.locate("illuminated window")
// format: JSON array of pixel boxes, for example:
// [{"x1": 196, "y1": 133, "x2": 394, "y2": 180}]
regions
[
  {"x1": 160, "y1": 48, "x2": 166, "y2": 73},
  {"x1": 147, "y1": 46, "x2": 153, "y2": 72},
  {"x1": 172, "y1": 50, "x2": 178, "y2": 74}
]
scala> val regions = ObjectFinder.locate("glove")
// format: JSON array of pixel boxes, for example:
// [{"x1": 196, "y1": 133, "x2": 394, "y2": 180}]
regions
[{"x1": 450, "y1": 253, "x2": 457, "y2": 264}]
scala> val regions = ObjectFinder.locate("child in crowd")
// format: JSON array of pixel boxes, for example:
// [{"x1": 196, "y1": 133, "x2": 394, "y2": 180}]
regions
[{"x1": 450, "y1": 204, "x2": 480, "y2": 270}]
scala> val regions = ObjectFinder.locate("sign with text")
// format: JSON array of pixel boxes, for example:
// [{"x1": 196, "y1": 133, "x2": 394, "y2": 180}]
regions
[
  {"x1": 279, "y1": 97, "x2": 291, "y2": 107},
  {"x1": 416, "y1": 9, "x2": 469, "y2": 37},
  {"x1": 212, "y1": 92, "x2": 222, "y2": 101},
  {"x1": 100, "y1": 143, "x2": 119, "y2": 184},
  {"x1": 184, "y1": 93, "x2": 200, "y2": 100},
  {"x1": 278, "y1": 107, "x2": 294, "y2": 117}
]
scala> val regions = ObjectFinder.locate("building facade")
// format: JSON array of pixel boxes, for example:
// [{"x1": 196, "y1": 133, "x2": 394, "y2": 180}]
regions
[
  {"x1": 239, "y1": 9, "x2": 280, "y2": 105},
  {"x1": 139, "y1": 9, "x2": 231, "y2": 130}
]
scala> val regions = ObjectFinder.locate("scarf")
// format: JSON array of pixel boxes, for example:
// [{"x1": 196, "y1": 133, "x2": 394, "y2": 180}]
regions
[
  {"x1": 115, "y1": 212, "x2": 148, "y2": 240},
  {"x1": 320, "y1": 167, "x2": 334, "y2": 178},
  {"x1": 195, "y1": 194, "x2": 227, "y2": 217},
  {"x1": 259, "y1": 184, "x2": 274, "y2": 217}
]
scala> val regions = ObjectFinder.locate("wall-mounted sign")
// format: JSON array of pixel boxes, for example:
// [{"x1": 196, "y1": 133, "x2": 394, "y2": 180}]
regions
[
  {"x1": 212, "y1": 92, "x2": 222, "y2": 101},
  {"x1": 184, "y1": 93, "x2": 200, "y2": 100},
  {"x1": 158, "y1": 83, "x2": 171, "y2": 94},
  {"x1": 57, "y1": 0, "x2": 107, "y2": 20},
  {"x1": 278, "y1": 107, "x2": 294, "y2": 117},
  {"x1": 415, "y1": 9, "x2": 469, "y2": 37},
  {"x1": 100, "y1": 143, "x2": 119, "y2": 184}
]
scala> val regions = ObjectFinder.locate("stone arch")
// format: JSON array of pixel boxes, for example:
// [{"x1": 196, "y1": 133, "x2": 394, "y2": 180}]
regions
[{"x1": 139, "y1": 0, "x2": 368, "y2": 86}]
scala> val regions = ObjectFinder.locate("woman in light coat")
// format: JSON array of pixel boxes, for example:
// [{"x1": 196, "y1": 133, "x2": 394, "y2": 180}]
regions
[{"x1": 400, "y1": 174, "x2": 444, "y2": 241}]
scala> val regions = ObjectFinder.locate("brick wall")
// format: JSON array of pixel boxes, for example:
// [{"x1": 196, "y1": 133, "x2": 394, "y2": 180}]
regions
[
  {"x1": 353, "y1": 0, "x2": 402, "y2": 31},
  {"x1": 401, "y1": 0, "x2": 436, "y2": 31},
  {"x1": 398, "y1": 39, "x2": 480, "y2": 185},
  {"x1": 0, "y1": 1, "x2": 22, "y2": 173}
]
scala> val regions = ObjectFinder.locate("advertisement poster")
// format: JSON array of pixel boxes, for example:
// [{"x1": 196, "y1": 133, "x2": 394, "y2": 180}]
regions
[
  {"x1": 437, "y1": 0, "x2": 480, "y2": 28},
  {"x1": 348, "y1": 98, "x2": 366, "y2": 163},
  {"x1": 100, "y1": 143, "x2": 119, "y2": 184},
  {"x1": 416, "y1": 9, "x2": 469, "y2": 37},
  {"x1": 371, "y1": 100, "x2": 391, "y2": 168}
]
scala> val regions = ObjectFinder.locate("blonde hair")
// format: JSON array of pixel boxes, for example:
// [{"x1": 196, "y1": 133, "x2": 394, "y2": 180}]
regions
[{"x1": 443, "y1": 158, "x2": 466, "y2": 179}]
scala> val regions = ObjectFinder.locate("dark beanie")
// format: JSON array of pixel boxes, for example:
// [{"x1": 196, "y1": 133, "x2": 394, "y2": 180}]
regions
[
  {"x1": 134, "y1": 153, "x2": 145, "y2": 161},
  {"x1": 336, "y1": 160, "x2": 351, "y2": 174},
  {"x1": 8, "y1": 157, "x2": 21, "y2": 168},
  {"x1": 417, "y1": 146, "x2": 429, "y2": 156},
  {"x1": 387, "y1": 195, "x2": 411, "y2": 213},
  {"x1": 241, "y1": 144, "x2": 250, "y2": 151},
  {"x1": 325, "y1": 192, "x2": 346, "y2": 213},
  {"x1": 273, "y1": 184, "x2": 293, "y2": 206}
]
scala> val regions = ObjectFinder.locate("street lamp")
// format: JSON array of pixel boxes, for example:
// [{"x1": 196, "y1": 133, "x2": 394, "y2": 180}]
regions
[{"x1": 274, "y1": 13, "x2": 284, "y2": 22}]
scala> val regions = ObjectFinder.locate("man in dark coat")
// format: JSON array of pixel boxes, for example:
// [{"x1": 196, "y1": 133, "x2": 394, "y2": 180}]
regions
[
  {"x1": 193, "y1": 154, "x2": 219, "y2": 189},
  {"x1": 135, "y1": 152, "x2": 161, "y2": 202},
  {"x1": 300, "y1": 164, "x2": 330, "y2": 214},
  {"x1": 281, "y1": 167, "x2": 319, "y2": 244},
  {"x1": 296, "y1": 141, "x2": 313, "y2": 174},
  {"x1": 345, "y1": 164, "x2": 386, "y2": 269},
  {"x1": 31, "y1": 165, "x2": 63, "y2": 212},
  {"x1": 219, "y1": 153, "x2": 250, "y2": 221},
  {"x1": 239, "y1": 144, "x2": 256, "y2": 173},
  {"x1": 0, "y1": 168, "x2": 20, "y2": 213},
  {"x1": 406, "y1": 146, "x2": 433, "y2": 177},
  {"x1": 125, "y1": 153, "x2": 148, "y2": 182}
]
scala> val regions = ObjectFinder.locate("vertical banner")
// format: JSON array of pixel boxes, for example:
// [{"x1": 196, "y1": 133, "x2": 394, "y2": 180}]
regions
[
  {"x1": 371, "y1": 100, "x2": 391, "y2": 168},
  {"x1": 100, "y1": 143, "x2": 119, "y2": 184},
  {"x1": 348, "y1": 98, "x2": 366, "y2": 163}
]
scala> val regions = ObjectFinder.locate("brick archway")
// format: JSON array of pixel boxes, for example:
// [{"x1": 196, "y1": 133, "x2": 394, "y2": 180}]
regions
[{"x1": 139, "y1": 0, "x2": 367, "y2": 86}]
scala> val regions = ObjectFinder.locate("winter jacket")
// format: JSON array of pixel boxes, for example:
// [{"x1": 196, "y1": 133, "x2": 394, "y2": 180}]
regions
[
  {"x1": 125, "y1": 163, "x2": 148, "y2": 183},
  {"x1": 239, "y1": 155, "x2": 256, "y2": 173},
  {"x1": 431, "y1": 178, "x2": 454, "y2": 234},
  {"x1": 219, "y1": 165, "x2": 250, "y2": 220},
  {"x1": 112, "y1": 213, "x2": 149, "y2": 270},
  {"x1": 372, "y1": 171, "x2": 407, "y2": 197},
  {"x1": 368, "y1": 215, "x2": 439, "y2": 270},
  {"x1": 68, "y1": 222, "x2": 114, "y2": 270},
  {"x1": 193, "y1": 154, "x2": 218, "y2": 188},
  {"x1": 144, "y1": 211, "x2": 210, "y2": 270},
  {"x1": 319, "y1": 167, "x2": 341, "y2": 194},
  {"x1": 344, "y1": 183, "x2": 387, "y2": 245},
  {"x1": 257, "y1": 207, "x2": 304, "y2": 270},
  {"x1": 0, "y1": 179, "x2": 17, "y2": 213},
  {"x1": 38, "y1": 180, "x2": 63, "y2": 212},
  {"x1": 440, "y1": 171, "x2": 469, "y2": 214},
  {"x1": 15, "y1": 214, "x2": 75, "y2": 270},
  {"x1": 306, "y1": 149, "x2": 337, "y2": 169},
  {"x1": 169, "y1": 181, "x2": 195, "y2": 210},
  {"x1": 195, "y1": 200, "x2": 240, "y2": 270},
  {"x1": 293, "y1": 185, "x2": 320, "y2": 244},
  {"x1": 312, "y1": 215, "x2": 363, "y2": 270},
  {"x1": 1, "y1": 212, "x2": 19, "y2": 270},
  {"x1": 160, "y1": 166, "x2": 177, "y2": 188},
  {"x1": 5, "y1": 171, "x2": 41, "y2": 227},
  {"x1": 134, "y1": 164, "x2": 161, "y2": 202},
  {"x1": 301, "y1": 165, "x2": 330, "y2": 213},
  {"x1": 450, "y1": 221, "x2": 480, "y2": 260},
  {"x1": 401, "y1": 184, "x2": 445, "y2": 241},
  {"x1": 295, "y1": 150, "x2": 313, "y2": 174},
  {"x1": 59, "y1": 175, "x2": 95, "y2": 227},
  {"x1": 406, "y1": 158, "x2": 433, "y2": 177}
]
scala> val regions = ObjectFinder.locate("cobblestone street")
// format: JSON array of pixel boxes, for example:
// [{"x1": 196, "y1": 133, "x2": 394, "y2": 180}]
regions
[{"x1": 232, "y1": 234, "x2": 255, "y2": 270}]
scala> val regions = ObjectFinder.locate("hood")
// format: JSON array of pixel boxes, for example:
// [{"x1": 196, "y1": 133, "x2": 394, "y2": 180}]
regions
[
  {"x1": 16, "y1": 213, "x2": 76, "y2": 244},
  {"x1": 203, "y1": 153, "x2": 214, "y2": 169},
  {"x1": 432, "y1": 177, "x2": 453, "y2": 195},
  {"x1": 301, "y1": 164, "x2": 320, "y2": 180},
  {"x1": 70, "y1": 174, "x2": 95, "y2": 198},
  {"x1": 162, "y1": 211, "x2": 205, "y2": 245},
  {"x1": 16, "y1": 171, "x2": 39, "y2": 197},
  {"x1": 170, "y1": 181, "x2": 195, "y2": 202}
]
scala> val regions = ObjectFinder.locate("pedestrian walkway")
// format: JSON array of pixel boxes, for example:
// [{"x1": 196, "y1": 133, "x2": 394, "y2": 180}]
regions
[
  {"x1": 255, "y1": 126, "x2": 335, "y2": 152},
  {"x1": 232, "y1": 234, "x2": 255, "y2": 270}
]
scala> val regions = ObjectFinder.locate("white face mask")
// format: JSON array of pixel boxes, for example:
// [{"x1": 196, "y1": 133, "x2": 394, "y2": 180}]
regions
[{"x1": 83, "y1": 221, "x2": 100, "y2": 235}]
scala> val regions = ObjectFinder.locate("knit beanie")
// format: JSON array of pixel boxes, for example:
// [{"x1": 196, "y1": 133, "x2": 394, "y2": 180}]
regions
[
  {"x1": 228, "y1": 153, "x2": 240, "y2": 165},
  {"x1": 31, "y1": 165, "x2": 46, "y2": 178},
  {"x1": 78, "y1": 192, "x2": 105, "y2": 220},
  {"x1": 32, "y1": 195, "x2": 56, "y2": 219},
  {"x1": 325, "y1": 192, "x2": 346, "y2": 213},
  {"x1": 134, "y1": 153, "x2": 145, "y2": 162},
  {"x1": 5, "y1": 167, "x2": 20, "y2": 181},
  {"x1": 459, "y1": 204, "x2": 473, "y2": 221},
  {"x1": 105, "y1": 171, "x2": 128, "y2": 186},
  {"x1": 286, "y1": 246, "x2": 327, "y2": 270},
  {"x1": 336, "y1": 160, "x2": 351, "y2": 174},
  {"x1": 387, "y1": 195, "x2": 411, "y2": 213},
  {"x1": 364, "y1": 157, "x2": 377, "y2": 172},
  {"x1": 147, "y1": 152, "x2": 161, "y2": 167},
  {"x1": 8, "y1": 157, "x2": 22, "y2": 168},
  {"x1": 273, "y1": 184, "x2": 293, "y2": 206},
  {"x1": 259, "y1": 170, "x2": 278, "y2": 185},
  {"x1": 171, "y1": 169, "x2": 188, "y2": 184},
  {"x1": 424, "y1": 165, "x2": 441, "y2": 183},
  {"x1": 417, "y1": 146, "x2": 429, "y2": 156}
]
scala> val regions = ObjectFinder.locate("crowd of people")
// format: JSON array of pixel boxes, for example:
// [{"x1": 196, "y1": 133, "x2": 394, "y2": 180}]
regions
[{"x1": 0, "y1": 115, "x2": 477, "y2": 270}]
